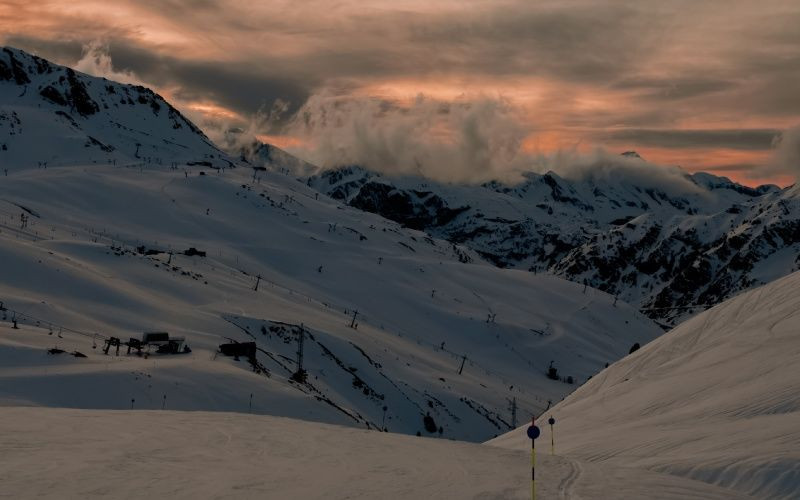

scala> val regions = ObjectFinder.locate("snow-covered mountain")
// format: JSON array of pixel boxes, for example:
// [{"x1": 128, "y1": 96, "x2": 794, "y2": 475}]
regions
[
  {"x1": 0, "y1": 47, "x2": 661, "y2": 442},
  {"x1": 305, "y1": 163, "x2": 799, "y2": 326},
  {"x1": 0, "y1": 46, "x2": 230, "y2": 170},
  {"x1": 237, "y1": 139, "x2": 319, "y2": 177},
  {"x1": 491, "y1": 270, "x2": 800, "y2": 499}
]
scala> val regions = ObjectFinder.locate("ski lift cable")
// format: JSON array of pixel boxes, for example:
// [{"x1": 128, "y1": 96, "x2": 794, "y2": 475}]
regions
[
  {"x1": 1, "y1": 304, "x2": 109, "y2": 341},
  {"x1": 639, "y1": 303, "x2": 716, "y2": 311}
]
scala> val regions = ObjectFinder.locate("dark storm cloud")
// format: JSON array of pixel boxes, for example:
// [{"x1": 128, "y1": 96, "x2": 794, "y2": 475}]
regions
[
  {"x1": 3, "y1": 35, "x2": 83, "y2": 62},
  {"x1": 107, "y1": 42, "x2": 315, "y2": 117},
  {"x1": 4, "y1": 0, "x2": 800, "y2": 123},
  {"x1": 403, "y1": 2, "x2": 658, "y2": 82},
  {"x1": 3, "y1": 34, "x2": 315, "y2": 121},
  {"x1": 611, "y1": 77, "x2": 739, "y2": 101},
  {"x1": 601, "y1": 129, "x2": 781, "y2": 150},
  {"x1": 1, "y1": 0, "x2": 799, "y2": 183}
]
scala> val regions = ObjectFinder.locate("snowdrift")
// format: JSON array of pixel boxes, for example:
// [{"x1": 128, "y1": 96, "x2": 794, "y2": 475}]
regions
[{"x1": 490, "y1": 271, "x2": 800, "y2": 498}]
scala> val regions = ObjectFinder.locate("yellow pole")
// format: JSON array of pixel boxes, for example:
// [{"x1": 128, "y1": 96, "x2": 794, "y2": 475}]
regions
[
  {"x1": 531, "y1": 417, "x2": 536, "y2": 500},
  {"x1": 531, "y1": 437, "x2": 536, "y2": 500},
  {"x1": 527, "y1": 417, "x2": 540, "y2": 500}
]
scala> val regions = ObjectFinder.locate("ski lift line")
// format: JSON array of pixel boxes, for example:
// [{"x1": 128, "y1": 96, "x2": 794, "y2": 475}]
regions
[
  {"x1": 220, "y1": 268, "x2": 537, "y2": 393},
  {"x1": 6, "y1": 303, "x2": 248, "y2": 359},
  {"x1": 224, "y1": 314, "x2": 545, "y2": 424},
  {"x1": 0, "y1": 221, "x2": 43, "y2": 242},
  {"x1": 639, "y1": 303, "x2": 716, "y2": 311},
  {"x1": 225, "y1": 308, "x2": 544, "y2": 405},
  {"x1": 3, "y1": 213, "x2": 542, "y2": 402},
  {"x1": 0, "y1": 304, "x2": 108, "y2": 341},
  {"x1": 5, "y1": 225, "x2": 545, "y2": 404}
]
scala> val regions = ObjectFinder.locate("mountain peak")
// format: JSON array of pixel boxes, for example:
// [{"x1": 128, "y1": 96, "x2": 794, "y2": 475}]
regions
[
  {"x1": 0, "y1": 46, "x2": 230, "y2": 170},
  {"x1": 620, "y1": 150, "x2": 644, "y2": 160}
]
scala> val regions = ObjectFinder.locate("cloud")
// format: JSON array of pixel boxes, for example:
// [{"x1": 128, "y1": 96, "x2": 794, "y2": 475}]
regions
[
  {"x1": 528, "y1": 148, "x2": 705, "y2": 197},
  {"x1": 767, "y1": 124, "x2": 800, "y2": 179},
  {"x1": 282, "y1": 92, "x2": 532, "y2": 184},
  {"x1": 73, "y1": 40, "x2": 142, "y2": 85},
  {"x1": 281, "y1": 90, "x2": 713, "y2": 194},
  {"x1": 599, "y1": 129, "x2": 781, "y2": 150},
  {"x1": 2, "y1": 0, "x2": 799, "y2": 185},
  {"x1": 611, "y1": 77, "x2": 738, "y2": 101}
]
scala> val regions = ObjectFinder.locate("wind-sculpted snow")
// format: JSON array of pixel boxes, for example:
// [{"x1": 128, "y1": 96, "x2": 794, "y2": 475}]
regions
[{"x1": 491, "y1": 271, "x2": 800, "y2": 499}]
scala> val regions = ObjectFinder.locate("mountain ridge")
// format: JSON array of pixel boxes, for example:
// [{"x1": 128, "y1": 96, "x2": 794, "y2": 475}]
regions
[
  {"x1": 300, "y1": 161, "x2": 798, "y2": 326},
  {"x1": 0, "y1": 46, "x2": 231, "y2": 170}
]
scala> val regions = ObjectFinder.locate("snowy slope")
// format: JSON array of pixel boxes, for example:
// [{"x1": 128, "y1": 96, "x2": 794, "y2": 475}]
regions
[
  {"x1": 0, "y1": 161, "x2": 659, "y2": 442},
  {"x1": 305, "y1": 162, "x2": 799, "y2": 326},
  {"x1": 490, "y1": 271, "x2": 800, "y2": 499},
  {"x1": 0, "y1": 46, "x2": 230, "y2": 170},
  {"x1": 0, "y1": 48, "x2": 662, "y2": 442},
  {"x1": 0, "y1": 406, "x2": 753, "y2": 499}
]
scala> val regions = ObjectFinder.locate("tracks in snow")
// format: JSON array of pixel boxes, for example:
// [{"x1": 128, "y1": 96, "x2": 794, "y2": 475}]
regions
[{"x1": 558, "y1": 458, "x2": 582, "y2": 499}]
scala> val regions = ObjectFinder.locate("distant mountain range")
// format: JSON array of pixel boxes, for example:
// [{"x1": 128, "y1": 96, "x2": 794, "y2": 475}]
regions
[{"x1": 301, "y1": 163, "x2": 799, "y2": 326}]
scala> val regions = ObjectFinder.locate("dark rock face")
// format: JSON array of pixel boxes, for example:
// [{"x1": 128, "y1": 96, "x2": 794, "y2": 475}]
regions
[
  {"x1": 308, "y1": 165, "x2": 800, "y2": 326},
  {"x1": 1, "y1": 48, "x2": 30, "y2": 85},
  {"x1": 39, "y1": 85, "x2": 67, "y2": 106},
  {"x1": 349, "y1": 182, "x2": 469, "y2": 230},
  {"x1": 64, "y1": 69, "x2": 99, "y2": 116}
]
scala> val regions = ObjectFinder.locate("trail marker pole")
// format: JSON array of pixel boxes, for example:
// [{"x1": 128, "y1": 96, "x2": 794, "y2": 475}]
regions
[
  {"x1": 548, "y1": 417, "x2": 555, "y2": 455},
  {"x1": 527, "y1": 417, "x2": 540, "y2": 500},
  {"x1": 458, "y1": 355, "x2": 467, "y2": 375},
  {"x1": 249, "y1": 393, "x2": 253, "y2": 413},
  {"x1": 162, "y1": 394, "x2": 167, "y2": 410}
]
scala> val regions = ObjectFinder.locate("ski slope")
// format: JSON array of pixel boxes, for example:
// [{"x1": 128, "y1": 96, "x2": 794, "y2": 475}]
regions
[
  {"x1": 491, "y1": 271, "x2": 800, "y2": 499},
  {"x1": 0, "y1": 159, "x2": 662, "y2": 442},
  {"x1": 0, "y1": 406, "x2": 753, "y2": 499}
]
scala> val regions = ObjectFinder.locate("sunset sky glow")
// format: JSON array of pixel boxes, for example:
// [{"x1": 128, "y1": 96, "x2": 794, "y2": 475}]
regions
[{"x1": 2, "y1": 0, "x2": 799, "y2": 185}]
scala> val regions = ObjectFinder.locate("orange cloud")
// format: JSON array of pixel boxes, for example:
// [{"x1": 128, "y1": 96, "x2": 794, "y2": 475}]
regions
[{"x1": 2, "y1": 0, "x2": 798, "y2": 186}]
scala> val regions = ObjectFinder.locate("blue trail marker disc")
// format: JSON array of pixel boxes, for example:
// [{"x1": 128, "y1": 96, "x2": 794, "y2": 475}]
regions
[{"x1": 527, "y1": 425, "x2": 541, "y2": 440}]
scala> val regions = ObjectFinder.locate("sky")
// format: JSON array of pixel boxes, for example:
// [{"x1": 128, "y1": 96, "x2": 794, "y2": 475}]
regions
[{"x1": 1, "y1": 0, "x2": 799, "y2": 185}]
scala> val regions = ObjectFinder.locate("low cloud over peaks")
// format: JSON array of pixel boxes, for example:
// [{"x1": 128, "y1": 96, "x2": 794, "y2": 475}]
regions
[
  {"x1": 767, "y1": 125, "x2": 800, "y2": 180},
  {"x1": 280, "y1": 91, "x2": 712, "y2": 195},
  {"x1": 73, "y1": 40, "x2": 142, "y2": 86},
  {"x1": 283, "y1": 93, "x2": 532, "y2": 184}
]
